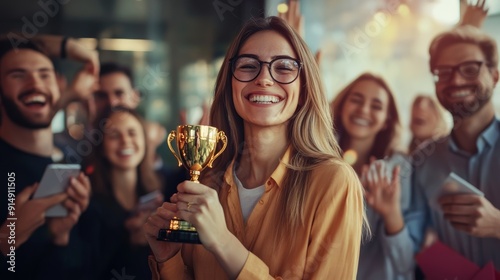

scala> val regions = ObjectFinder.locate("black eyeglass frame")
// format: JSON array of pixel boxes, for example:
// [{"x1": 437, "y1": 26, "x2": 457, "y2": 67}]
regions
[
  {"x1": 432, "y1": 60, "x2": 486, "y2": 83},
  {"x1": 229, "y1": 55, "x2": 303, "y2": 84}
]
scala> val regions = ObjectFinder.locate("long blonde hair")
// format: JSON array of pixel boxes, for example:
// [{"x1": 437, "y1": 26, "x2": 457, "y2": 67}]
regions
[
  {"x1": 205, "y1": 16, "x2": 346, "y2": 238},
  {"x1": 408, "y1": 95, "x2": 448, "y2": 154}
]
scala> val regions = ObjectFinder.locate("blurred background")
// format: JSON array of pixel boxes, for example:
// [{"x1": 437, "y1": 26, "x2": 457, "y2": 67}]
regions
[{"x1": 1, "y1": 0, "x2": 499, "y2": 164}]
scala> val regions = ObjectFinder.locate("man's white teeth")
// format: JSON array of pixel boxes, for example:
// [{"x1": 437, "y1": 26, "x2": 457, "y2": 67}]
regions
[
  {"x1": 352, "y1": 118, "x2": 370, "y2": 126},
  {"x1": 249, "y1": 95, "x2": 280, "y2": 103},
  {"x1": 23, "y1": 95, "x2": 47, "y2": 105},
  {"x1": 119, "y1": 149, "x2": 134, "y2": 156},
  {"x1": 450, "y1": 90, "x2": 471, "y2": 98}
]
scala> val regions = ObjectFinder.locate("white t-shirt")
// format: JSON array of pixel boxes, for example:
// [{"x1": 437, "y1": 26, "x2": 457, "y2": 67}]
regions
[{"x1": 233, "y1": 170, "x2": 265, "y2": 222}]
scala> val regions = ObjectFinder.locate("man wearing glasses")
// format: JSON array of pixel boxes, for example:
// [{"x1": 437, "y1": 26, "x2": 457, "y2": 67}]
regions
[{"x1": 409, "y1": 25, "x2": 500, "y2": 271}]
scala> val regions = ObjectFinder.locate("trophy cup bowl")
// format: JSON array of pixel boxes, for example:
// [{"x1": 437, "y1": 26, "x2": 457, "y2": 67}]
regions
[{"x1": 157, "y1": 125, "x2": 227, "y2": 244}]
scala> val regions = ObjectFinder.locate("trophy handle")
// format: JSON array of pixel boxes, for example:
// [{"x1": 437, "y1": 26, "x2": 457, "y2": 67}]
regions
[
  {"x1": 167, "y1": 130, "x2": 183, "y2": 167},
  {"x1": 207, "y1": 131, "x2": 227, "y2": 168}
]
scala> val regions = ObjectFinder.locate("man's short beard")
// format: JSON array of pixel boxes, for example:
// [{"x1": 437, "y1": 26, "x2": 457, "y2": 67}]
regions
[
  {"x1": 0, "y1": 90, "x2": 54, "y2": 129},
  {"x1": 440, "y1": 86, "x2": 492, "y2": 119}
]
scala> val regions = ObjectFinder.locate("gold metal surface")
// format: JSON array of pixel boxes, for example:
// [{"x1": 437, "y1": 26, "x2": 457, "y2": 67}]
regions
[
  {"x1": 167, "y1": 125, "x2": 227, "y2": 182},
  {"x1": 160, "y1": 125, "x2": 227, "y2": 243}
]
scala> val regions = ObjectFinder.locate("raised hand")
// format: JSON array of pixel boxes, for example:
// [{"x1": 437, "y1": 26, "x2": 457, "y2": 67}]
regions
[
  {"x1": 278, "y1": 0, "x2": 323, "y2": 65},
  {"x1": 440, "y1": 194, "x2": 500, "y2": 239},
  {"x1": 57, "y1": 37, "x2": 99, "y2": 107},
  {"x1": 279, "y1": 0, "x2": 304, "y2": 37},
  {"x1": 362, "y1": 160, "x2": 404, "y2": 235},
  {"x1": 363, "y1": 161, "x2": 401, "y2": 215},
  {"x1": 66, "y1": 37, "x2": 100, "y2": 76},
  {"x1": 0, "y1": 183, "x2": 67, "y2": 254},
  {"x1": 460, "y1": 0, "x2": 489, "y2": 28},
  {"x1": 47, "y1": 172, "x2": 91, "y2": 245},
  {"x1": 68, "y1": 63, "x2": 100, "y2": 101},
  {"x1": 55, "y1": 63, "x2": 99, "y2": 111},
  {"x1": 19, "y1": 35, "x2": 99, "y2": 74}
]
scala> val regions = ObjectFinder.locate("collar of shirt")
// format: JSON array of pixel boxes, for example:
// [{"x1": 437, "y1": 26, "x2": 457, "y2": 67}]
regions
[{"x1": 449, "y1": 117, "x2": 500, "y2": 156}]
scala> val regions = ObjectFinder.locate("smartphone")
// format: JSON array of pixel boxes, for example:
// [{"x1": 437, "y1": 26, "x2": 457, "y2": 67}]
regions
[
  {"x1": 431, "y1": 172, "x2": 484, "y2": 209},
  {"x1": 33, "y1": 164, "x2": 81, "y2": 217},
  {"x1": 136, "y1": 190, "x2": 163, "y2": 212},
  {"x1": 440, "y1": 172, "x2": 484, "y2": 196}
]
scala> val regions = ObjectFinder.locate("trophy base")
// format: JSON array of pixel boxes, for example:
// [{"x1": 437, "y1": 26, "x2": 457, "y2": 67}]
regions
[
  {"x1": 156, "y1": 218, "x2": 201, "y2": 244},
  {"x1": 157, "y1": 229, "x2": 201, "y2": 244}
]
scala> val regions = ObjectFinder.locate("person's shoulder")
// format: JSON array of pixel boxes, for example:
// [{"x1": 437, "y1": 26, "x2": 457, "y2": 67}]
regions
[
  {"x1": 312, "y1": 159, "x2": 354, "y2": 174},
  {"x1": 411, "y1": 135, "x2": 450, "y2": 176},
  {"x1": 412, "y1": 135, "x2": 449, "y2": 155},
  {"x1": 310, "y1": 159, "x2": 360, "y2": 191},
  {"x1": 385, "y1": 150, "x2": 412, "y2": 168},
  {"x1": 306, "y1": 160, "x2": 363, "y2": 211},
  {"x1": 386, "y1": 150, "x2": 408, "y2": 162},
  {"x1": 0, "y1": 138, "x2": 14, "y2": 154},
  {"x1": 411, "y1": 135, "x2": 448, "y2": 162}
]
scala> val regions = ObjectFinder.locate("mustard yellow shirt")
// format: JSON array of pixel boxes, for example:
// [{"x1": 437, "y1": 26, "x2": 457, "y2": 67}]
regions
[{"x1": 149, "y1": 149, "x2": 364, "y2": 279}]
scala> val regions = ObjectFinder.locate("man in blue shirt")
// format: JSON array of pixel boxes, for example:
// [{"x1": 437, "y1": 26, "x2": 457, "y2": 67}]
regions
[{"x1": 411, "y1": 25, "x2": 500, "y2": 270}]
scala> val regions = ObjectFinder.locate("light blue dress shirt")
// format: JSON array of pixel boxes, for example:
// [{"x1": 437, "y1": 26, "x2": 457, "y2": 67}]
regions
[
  {"x1": 357, "y1": 152, "x2": 417, "y2": 280},
  {"x1": 410, "y1": 117, "x2": 500, "y2": 270}
]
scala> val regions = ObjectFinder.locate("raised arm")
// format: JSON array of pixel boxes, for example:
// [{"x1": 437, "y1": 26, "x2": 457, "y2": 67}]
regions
[
  {"x1": 278, "y1": 0, "x2": 304, "y2": 37},
  {"x1": 39, "y1": 35, "x2": 101, "y2": 107},
  {"x1": 459, "y1": 0, "x2": 489, "y2": 28},
  {"x1": 362, "y1": 157, "x2": 420, "y2": 276},
  {"x1": 278, "y1": 0, "x2": 322, "y2": 64}
]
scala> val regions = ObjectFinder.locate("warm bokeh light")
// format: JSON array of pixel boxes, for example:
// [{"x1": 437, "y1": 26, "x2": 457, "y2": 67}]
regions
[
  {"x1": 100, "y1": 38, "x2": 155, "y2": 52},
  {"x1": 373, "y1": 12, "x2": 385, "y2": 22},
  {"x1": 417, "y1": 19, "x2": 433, "y2": 33},
  {"x1": 277, "y1": 3, "x2": 288, "y2": 14},
  {"x1": 397, "y1": 4, "x2": 410, "y2": 17},
  {"x1": 77, "y1": 38, "x2": 155, "y2": 52},
  {"x1": 343, "y1": 149, "x2": 358, "y2": 166},
  {"x1": 431, "y1": 0, "x2": 460, "y2": 25}
]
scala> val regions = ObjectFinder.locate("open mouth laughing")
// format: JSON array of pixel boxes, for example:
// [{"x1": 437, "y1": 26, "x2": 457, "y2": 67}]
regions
[{"x1": 247, "y1": 94, "x2": 283, "y2": 104}]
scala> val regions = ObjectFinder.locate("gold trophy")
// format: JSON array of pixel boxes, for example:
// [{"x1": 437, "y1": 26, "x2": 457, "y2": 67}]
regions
[{"x1": 157, "y1": 125, "x2": 227, "y2": 243}]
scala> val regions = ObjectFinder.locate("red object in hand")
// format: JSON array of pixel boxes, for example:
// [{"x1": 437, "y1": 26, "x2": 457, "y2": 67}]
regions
[{"x1": 416, "y1": 241, "x2": 499, "y2": 280}]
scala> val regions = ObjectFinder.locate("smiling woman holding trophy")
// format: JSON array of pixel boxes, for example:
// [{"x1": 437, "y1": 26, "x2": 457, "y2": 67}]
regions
[{"x1": 144, "y1": 16, "x2": 365, "y2": 280}]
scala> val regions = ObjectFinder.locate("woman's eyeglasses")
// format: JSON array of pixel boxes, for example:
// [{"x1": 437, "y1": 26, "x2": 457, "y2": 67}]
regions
[{"x1": 230, "y1": 55, "x2": 302, "y2": 84}]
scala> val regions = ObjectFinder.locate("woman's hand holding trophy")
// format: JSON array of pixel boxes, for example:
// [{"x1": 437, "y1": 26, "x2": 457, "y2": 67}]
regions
[{"x1": 152, "y1": 125, "x2": 227, "y2": 244}]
